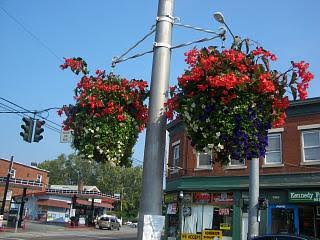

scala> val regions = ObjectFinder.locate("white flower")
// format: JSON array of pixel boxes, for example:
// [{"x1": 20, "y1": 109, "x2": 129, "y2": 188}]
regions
[
  {"x1": 201, "y1": 104, "x2": 206, "y2": 109},
  {"x1": 191, "y1": 103, "x2": 196, "y2": 108},
  {"x1": 206, "y1": 118, "x2": 210, "y2": 123},
  {"x1": 88, "y1": 154, "x2": 93, "y2": 158},
  {"x1": 99, "y1": 149, "x2": 103, "y2": 154},
  {"x1": 217, "y1": 143, "x2": 224, "y2": 150},
  {"x1": 216, "y1": 132, "x2": 221, "y2": 137},
  {"x1": 208, "y1": 144, "x2": 214, "y2": 149},
  {"x1": 96, "y1": 127, "x2": 100, "y2": 131}
]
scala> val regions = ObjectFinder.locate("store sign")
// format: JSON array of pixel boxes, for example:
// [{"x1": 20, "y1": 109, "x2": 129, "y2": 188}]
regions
[
  {"x1": 220, "y1": 223, "x2": 231, "y2": 230},
  {"x1": 202, "y1": 230, "x2": 222, "y2": 240},
  {"x1": 288, "y1": 191, "x2": 320, "y2": 203},
  {"x1": 181, "y1": 233, "x2": 201, "y2": 240},
  {"x1": 218, "y1": 208, "x2": 230, "y2": 216},
  {"x1": 212, "y1": 192, "x2": 233, "y2": 205},
  {"x1": 193, "y1": 192, "x2": 211, "y2": 203},
  {"x1": 167, "y1": 203, "x2": 177, "y2": 214}
]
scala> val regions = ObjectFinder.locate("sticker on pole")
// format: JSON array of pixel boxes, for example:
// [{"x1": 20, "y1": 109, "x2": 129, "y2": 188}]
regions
[{"x1": 142, "y1": 215, "x2": 165, "y2": 240}]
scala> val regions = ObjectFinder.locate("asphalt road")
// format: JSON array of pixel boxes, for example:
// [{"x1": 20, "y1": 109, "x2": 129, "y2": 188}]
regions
[{"x1": 0, "y1": 224, "x2": 138, "y2": 240}]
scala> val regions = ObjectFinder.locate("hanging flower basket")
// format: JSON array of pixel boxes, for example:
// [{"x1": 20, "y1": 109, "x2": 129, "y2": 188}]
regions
[
  {"x1": 165, "y1": 43, "x2": 313, "y2": 164},
  {"x1": 58, "y1": 58, "x2": 149, "y2": 166}
]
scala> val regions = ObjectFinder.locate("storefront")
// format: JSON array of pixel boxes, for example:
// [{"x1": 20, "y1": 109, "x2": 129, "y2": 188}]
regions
[
  {"x1": 165, "y1": 191, "x2": 234, "y2": 240},
  {"x1": 263, "y1": 190, "x2": 320, "y2": 237}
]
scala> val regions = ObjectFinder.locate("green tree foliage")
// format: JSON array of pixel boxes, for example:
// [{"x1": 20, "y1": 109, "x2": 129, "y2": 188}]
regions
[{"x1": 37, "y1": 154, "x2": 142, "y2": 220}]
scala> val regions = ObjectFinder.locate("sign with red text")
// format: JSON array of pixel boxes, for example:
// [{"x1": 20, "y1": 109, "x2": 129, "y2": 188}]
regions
[{"x1": 193, "y1": 192, "x2": 211, "y2": 204}]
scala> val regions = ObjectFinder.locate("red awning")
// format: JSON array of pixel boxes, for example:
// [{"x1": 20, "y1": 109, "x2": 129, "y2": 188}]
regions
[
  {"x1": 76, "y1": 199, "x2": 113, "y2": 209},
  {"x1": 37, "y1": 199, "x2": 69, "y2": 209}
]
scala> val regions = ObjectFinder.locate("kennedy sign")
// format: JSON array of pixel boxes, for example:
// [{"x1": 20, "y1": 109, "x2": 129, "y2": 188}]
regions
[{"x1": 288, "y1": 191, "x2": 320, "y2": 203}]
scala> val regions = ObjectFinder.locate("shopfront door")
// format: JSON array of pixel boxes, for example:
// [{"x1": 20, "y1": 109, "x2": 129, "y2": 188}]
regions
[{"x1": 268, "y1": 205, "x2": 299, "y2": 235}]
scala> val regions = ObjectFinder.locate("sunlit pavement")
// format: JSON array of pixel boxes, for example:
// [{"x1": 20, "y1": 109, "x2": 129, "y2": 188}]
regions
[{"x1": 0, "y1": 222, "x2": 137, "y2": 240}]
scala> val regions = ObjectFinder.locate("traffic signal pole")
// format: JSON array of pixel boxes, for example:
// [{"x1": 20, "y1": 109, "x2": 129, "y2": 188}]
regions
[
  {"x1": 137, "y1": 0, "x2": 174, "y2": 239},
  {"x1": 0, "y1": 156, "x2": 14, "y2": 215}
]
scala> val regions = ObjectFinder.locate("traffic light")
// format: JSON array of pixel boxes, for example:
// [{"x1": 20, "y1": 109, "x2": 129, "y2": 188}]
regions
[
  {"x1": 20, "y1": 117, "x2": 34, "y2": 143},
  {"x1": 33, "y1": 120, "x2": 45, "y2": 142}
]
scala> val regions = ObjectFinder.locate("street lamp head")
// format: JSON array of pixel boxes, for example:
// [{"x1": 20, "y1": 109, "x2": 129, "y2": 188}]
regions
[
  {"x1": 213, "y1": 12, "x2": 225, "y2": 24},
  {"x1": 179, "y1": 190, "x2": 184, "y2": 199}
]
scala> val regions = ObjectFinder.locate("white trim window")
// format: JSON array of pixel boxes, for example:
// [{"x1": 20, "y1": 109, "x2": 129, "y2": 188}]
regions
[
  {"x1": 10, "y1": 169, "x2": 16, "y2": 179},
  {"x1": 301, "y1": 129, "x2": 320, "y2": 163},
  {"x1": 36, "y1": 174, "x2": 42, "y2": 182},
  {"x1": 265, "y1": 133, "x2": 282, "y2": 165},
  {"x1": 196, "y1": 152, "x2": 212, "y2": 169},
  {"x1": 229, "y1": 158, "x2": 245, "y2": 167},
  {"x1": 172, "y1": 144, "x2": 180, "y2": 168}
]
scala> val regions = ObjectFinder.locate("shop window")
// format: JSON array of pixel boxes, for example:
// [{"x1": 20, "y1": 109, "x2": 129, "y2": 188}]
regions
[
  {"x1": 265, "y1": 133, "x2": 282, "y2": 164},
  {"x1": 196, "y1": 152, "x2": 212, "y2": 169},
  {"x1": 299, "y1": 206, "x2": 315, "y2": 237},
  {"x1": 182, "y1": 205, "x2": 232, "y2": 237},
  {"x1": 10, "y1": 169, "x2": 16, "y2": 179},
  {"x1": 301, "y1": 129, "x2": 320, "y2": 163}
]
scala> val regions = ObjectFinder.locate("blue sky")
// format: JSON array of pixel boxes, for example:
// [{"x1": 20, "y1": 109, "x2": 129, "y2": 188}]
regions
[{"x1": 1, "y1": 0, "x2": 319, "y2": 166}]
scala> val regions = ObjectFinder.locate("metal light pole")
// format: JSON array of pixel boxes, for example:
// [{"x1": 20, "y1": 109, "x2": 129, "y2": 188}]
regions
[
  {"x1": 213, "y1": 12, "x2": 260, "y2": 238},
  {"x1": 248, "y1": 157, "x2": 260, "y2": 238},
  {"x1": 137, "y1": 0, "x2": 174, "y2": 239}
]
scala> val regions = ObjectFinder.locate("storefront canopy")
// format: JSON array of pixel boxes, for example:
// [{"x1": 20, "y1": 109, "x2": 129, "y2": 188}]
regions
[{"x1": 37, "y1": 199, "x2": 69, "y2": 209}]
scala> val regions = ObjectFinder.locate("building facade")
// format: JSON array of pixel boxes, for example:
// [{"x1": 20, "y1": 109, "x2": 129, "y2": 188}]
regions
[
  {"x1": 165, "y1": 97, "x2": 320, "y2": 240},
  {"x1": 0, "y1": 158, "x2": 49, "y2": 214}
]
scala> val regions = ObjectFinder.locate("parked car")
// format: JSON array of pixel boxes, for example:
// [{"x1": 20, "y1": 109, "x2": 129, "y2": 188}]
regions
[
  {"x1": 130, "y1": 222, "x2": 138, "y2": 228},
  {"x1": 251, "y1": 235, "x2": 319, "y2": 240},
  {"x1": 97, "y1": 216, "x2": 120, "y2": 230}
]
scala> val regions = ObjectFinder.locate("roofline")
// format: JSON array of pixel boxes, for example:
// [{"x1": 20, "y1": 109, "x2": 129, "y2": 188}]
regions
[
  {"x1": 289, "y1": 96, "x2": 320, "y2": 106},
  {"x1": 0, "y1": 158, "x2": 50, "y2": 173}
]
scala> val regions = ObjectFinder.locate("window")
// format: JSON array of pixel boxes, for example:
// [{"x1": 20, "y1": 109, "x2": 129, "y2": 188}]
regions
[
  {"x1": 265, "y1": 133, "x2": 282, "y2": 164},
  {"x1": 36, "y1": 174, "x2": 42, "y2": 182},
  {"x1": 170, "y1": 140, "x2": 180, "y2": 173},
  {"x1": 173, "y1": 144, "x2": 180, "y2": 167},
  {"x1": 229, "y1": 158, "x2": 245, "y2": 167},
  {"x1": 302, "y1": 129, "x2": 320, "y2": 162},
  {"x1": 196, "y1": 152, "x2": 212, "y2": 169},
  {"x1": 10, "y1": 169, "x2": 16, "y2": 179}
]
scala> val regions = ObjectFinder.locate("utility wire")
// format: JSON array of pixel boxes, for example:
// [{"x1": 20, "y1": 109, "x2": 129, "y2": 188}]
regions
[
  {"x1": 171, "y1": 34, "x2": 223, "y2": 50},
  {"x1": 112, "y1": 27, "x2": 156, "y2": 67},
  {"x1": 0, "y1": 97, "x2": 61, "y2": 128},
  {"x1": 0, "y1": 6, "x2": 62, "y2": 62},
  {"x1": 0, "y1": 103, "x2": 61, "y2": 133},
  {"x1": 173, "y1": 22, "x2": 220, "y2": 35},
  {"x1": 0, "y1": 99, "x2": 61, "y2": 133}
]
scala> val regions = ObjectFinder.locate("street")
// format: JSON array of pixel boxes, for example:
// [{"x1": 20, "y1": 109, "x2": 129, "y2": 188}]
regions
[{"x1": 0, "y1": 223, "x2": 137, "y2": 240}]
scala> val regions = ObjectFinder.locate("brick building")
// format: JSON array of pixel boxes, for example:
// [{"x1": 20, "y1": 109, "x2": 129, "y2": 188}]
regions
[
  {"x1": 165, "y1": 97, "x2": 320, "y2": 240},
  {"x1": 0, "y1": 158, "x2": 49, "y2": 214}
]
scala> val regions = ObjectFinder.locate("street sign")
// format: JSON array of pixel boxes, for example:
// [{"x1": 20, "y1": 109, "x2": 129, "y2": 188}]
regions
[{"x1": 60, "y1": 129, "x2": 73, "y2": 143}]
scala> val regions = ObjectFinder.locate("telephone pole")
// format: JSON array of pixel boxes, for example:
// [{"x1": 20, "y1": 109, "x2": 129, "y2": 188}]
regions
[
  {"x1": 0, "y1": 156, "x2": 14, "y2": 215},
  {"x1": 137, "y1": 0, "x2": 174, "y2": 239}
]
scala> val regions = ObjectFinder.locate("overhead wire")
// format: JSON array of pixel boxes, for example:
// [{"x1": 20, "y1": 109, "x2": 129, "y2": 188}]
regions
[
  {"x1": 0, "y1": 6, "x2": 62, "y2": 62},
  {"x1": 0, "y1": 98, "x2": 61, "y2": 133}
]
